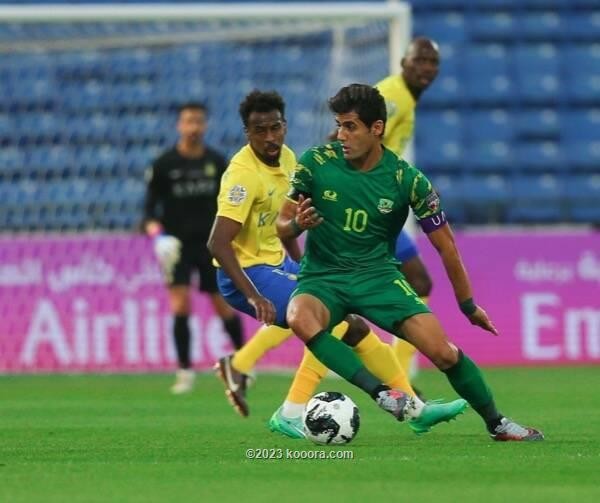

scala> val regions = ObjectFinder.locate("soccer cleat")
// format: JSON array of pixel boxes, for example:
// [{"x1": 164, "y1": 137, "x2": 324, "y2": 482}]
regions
[
  {"x1": 408, "y1": 398, "x2": 468, "y2": 435},
  {"x1": 490, "y1": 417, "x2": 544, "y2": 442},
  {"x1": 375, "y1": 389, "x2": 412, "y2": 421},
  {"x1": 268, "y1": 407, "x2": 306, "y2": 439},
  {"x1": 214, "y1": 354, "x2": 249, "y2": 417},
  {"x1": 170, "y1": 369, "x2": 195, "y2": 395}
]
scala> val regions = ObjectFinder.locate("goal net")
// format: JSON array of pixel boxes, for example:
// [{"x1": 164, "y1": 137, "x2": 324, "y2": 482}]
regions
[{"x1": 0, "y1": 2, "x2": 411, "y2": 373}]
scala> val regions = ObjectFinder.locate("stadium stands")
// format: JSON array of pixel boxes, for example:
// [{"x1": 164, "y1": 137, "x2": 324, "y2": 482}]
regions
[{"x1": 0, "y1": 1, "x2": 599, "y2": 230}]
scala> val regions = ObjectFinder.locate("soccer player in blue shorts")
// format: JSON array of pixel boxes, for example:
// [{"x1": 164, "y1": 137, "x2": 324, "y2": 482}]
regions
[{"x1": 208, "y1": 89, "x2": 467, "y2": 434}]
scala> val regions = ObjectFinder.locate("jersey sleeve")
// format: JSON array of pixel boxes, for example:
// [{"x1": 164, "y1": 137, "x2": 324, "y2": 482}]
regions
[
  {"x1": 402, "y1": 164, "x2": 447, "y2": 234},
  {"x1": 287, "y1": 149, "x2": 316, "y2": 201},
  {"x1": 216, "y1": 163, "x2": 260, "y2": 224}
]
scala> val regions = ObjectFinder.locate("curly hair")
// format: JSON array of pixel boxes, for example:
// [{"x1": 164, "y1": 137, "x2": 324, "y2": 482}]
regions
[{"x1": 239, "y1": 90, "x2": 286, "y2": 127}]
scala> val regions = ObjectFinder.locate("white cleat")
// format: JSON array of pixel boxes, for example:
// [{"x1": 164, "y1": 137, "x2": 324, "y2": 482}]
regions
[{"x1": 170, "y1": 369, "x2": 195, "y2": 395}]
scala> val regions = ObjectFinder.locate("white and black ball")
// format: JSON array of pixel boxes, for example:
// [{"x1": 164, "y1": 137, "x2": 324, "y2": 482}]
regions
[{"x1": 303, "y1": 392, "x2": 360, "y2": 445}]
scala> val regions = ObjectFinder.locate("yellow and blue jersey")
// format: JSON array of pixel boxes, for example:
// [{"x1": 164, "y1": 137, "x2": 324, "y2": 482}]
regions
[
  {"x1": 375, "y1": 74, "x2": 416, "y2": 157},
  {"x1": 215, "y1": 144, "x2": 296, "y2": 268}
]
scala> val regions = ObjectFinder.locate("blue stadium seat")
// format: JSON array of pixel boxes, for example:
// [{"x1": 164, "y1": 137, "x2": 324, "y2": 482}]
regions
[
  {"x1": 564, "y1": 13, "x2": 600, "y2": 42},
  {"x1": 461, "y1": 174, "x2": 511, "y2": 223},
  {"x1": 507, "y1": 174, "x2": 566, "y2": 223},
  {"x1": 515, "y1": 109, "x2": 560, "y2": 140},
  {"x1": 564, "y1": 140, "x2": 600, "y2": 171},
  {"x1": 519, "y1": 12, "x2": 565, "y2": 41},
  {"x1": 0, "y1": 147, "x2": 24, "y2": 172},
  {"x1": 469, "y1": 12, "x2": 517, "y2": 42},
  {"x1": 515, "y1": 141, "x2": 565, "y2": 172},
  {"x1": 514, "y1": 44, "x2": 561, "y2": 104},
  {"x1": 563, "y1": 45, "x2": 600, "y2": 104},
  {"x1": 416, "y1": 110, "x2": 464, "y2": 170},
  {"x1": 464, "y1": 109, "x2": 513, "y2": 144},
  {"x1": 414, "y1": 12, "x2": 466, "y2": 43},
  {"x1": 463, "y1": 141, "x2": 513, "y2": 173},
  {"x1": 561, "y1": 109, "x2": 600, "y2": 141},
  {"x1": 465, "y1": 45, "x2": 513, "y2": 104},
  {"x1": 565, "y1": 174, "x2": 600, "y2": 223}
]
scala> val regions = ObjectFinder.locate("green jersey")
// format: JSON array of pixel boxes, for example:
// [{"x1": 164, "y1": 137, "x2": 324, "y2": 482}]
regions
[{"x1": 290, "y1": 142, "x2": 445, "y2": 276}]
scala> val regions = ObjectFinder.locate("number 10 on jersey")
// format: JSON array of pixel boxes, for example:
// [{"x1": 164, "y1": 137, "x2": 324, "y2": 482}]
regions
[{"x1": 343, "y1": 208, "x2": 368, "y2": 233}]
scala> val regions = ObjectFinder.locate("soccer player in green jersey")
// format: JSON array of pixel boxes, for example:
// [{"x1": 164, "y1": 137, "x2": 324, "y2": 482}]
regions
[{"x1": 277, "y1": 84, "x2": 543, "y2": 441}]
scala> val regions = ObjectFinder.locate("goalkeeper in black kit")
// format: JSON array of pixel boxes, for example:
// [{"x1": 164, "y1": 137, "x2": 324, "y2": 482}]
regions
[{"x1": 144, "y1": 102, "x2": 243, "y2": 394}]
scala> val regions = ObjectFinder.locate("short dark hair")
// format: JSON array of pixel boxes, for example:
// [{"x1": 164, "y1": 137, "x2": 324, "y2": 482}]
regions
[
  {"x1": 328, "y1": 83, "x2": 386, "y2": 128},
  {"x1": 239, "y1": 90, "x2": 286, "y2": 127},
  {"x1": 177, "y1": 102, "x2": 207, "y2": 115}
]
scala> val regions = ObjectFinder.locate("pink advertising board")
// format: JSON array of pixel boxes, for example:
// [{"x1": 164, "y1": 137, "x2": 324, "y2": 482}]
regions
[
  {"x1": 0, "y1": 235, "x2": 303, "y2": 373},
  {"x1": 415, "y1": 230, "x2": 600, "y2": 367},
  {"x1": 0, "y1": 231, "x2": 598, "y2": 373}
]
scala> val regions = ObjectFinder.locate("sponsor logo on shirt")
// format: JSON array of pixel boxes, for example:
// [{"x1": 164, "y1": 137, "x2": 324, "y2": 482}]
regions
[
  {"x1": 377, "y1": 198, "x2": 394, "y2": 214},
  {"x1": 227, "y1": 185, "x2": 247, "y2": 205},
  {"x1": 322, "y1": 190, "x2": 338, "y2": 202}
]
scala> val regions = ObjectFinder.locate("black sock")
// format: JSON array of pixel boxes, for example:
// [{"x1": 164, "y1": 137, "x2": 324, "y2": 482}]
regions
[
  {"x1": 223, "y1": 315, "x2": 243, "y2": 350},
  {"x1": 174, "y1": 315, "x2": 191, "y2": 369}
]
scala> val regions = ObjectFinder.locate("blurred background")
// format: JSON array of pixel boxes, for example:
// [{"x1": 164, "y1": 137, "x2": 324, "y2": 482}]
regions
[{"x1": 0, "y1": 0, "x2": 598, "y2": 373}]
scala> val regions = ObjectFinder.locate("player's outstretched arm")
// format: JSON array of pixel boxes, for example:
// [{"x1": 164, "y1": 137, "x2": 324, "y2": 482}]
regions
[
  {"x1": 427, "y1": 224, "x2": 498, "y2": 336},
  {"x1": 207, "y1": 216, "x2": 276, "y2": 325}
]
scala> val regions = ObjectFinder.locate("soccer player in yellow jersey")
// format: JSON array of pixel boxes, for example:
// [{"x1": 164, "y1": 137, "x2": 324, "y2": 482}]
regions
[
  {"x1": 208, "y1": 90, "x2": 465, "y2": 437},
  {"x1": 376, "y1": 37, "x2": 441, "y2": 390}
]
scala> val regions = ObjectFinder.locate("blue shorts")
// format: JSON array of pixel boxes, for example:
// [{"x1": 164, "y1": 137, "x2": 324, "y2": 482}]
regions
[
  {"x1": 217, "y1": 257, "x2": 300, "y2": 327},
  {"x1": 395, "y1": 230, "x2": 419, "y2": 263}
]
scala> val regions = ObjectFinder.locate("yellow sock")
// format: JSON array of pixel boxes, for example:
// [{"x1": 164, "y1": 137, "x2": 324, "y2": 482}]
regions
[
  {"x1": 285, "y1": 320, "x2": 348, "y2": 404},
  {"x1": 355, "y1": 330, "x2": 415, "y2": 397},
  {"x1": 232, "y1": 325, "x2": 292, "y2": 374},
  {"x1": 286, "y1": 347, "x2": 329, "y2": 404},
  {"x1": 393, "y1": 296, "x2": 427, "y2": 377}
]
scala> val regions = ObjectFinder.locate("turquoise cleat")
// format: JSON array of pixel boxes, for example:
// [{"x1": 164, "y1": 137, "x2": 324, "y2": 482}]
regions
[
  {"x1": 268, "y1": 407, "x2": 306, "y2": 440},
  {"x1": 408, "y1": 398, "x2": 468, "y2": 435}
]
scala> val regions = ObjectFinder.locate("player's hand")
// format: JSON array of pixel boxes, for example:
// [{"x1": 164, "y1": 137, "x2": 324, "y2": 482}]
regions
[
  {"x1": 153, "y1": 235, "x2": 182, "y2": 274},
  {"x1": 467, "y1": 306, "x2": 499, "y2": 336},
  {"x1": 296, "y1": 195, "x2": 324, "y2": 230},
  {"x1": 248, "y1": 295, "x2": 277, "y2": 325}
]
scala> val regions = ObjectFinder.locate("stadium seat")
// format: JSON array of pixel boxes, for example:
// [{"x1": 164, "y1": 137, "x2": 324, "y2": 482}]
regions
[
  {"x1": 463, "y1": 141, "x2": 514, "y2": 173},
  {"x1": 560, "y1": 109, "x2": 600, "y2": 141},
  {"x1": 469, "y1": 12, "x2": 517, "y2": 42},
  {"x1": 464, "y1": 109, "x2": 513, "y2": 144},
  {"x1": 465, "y1": 44, "x2": 513, "y2": 104},
  {"x1": 461, "y1": 174, "x2": 511, "y2": 223},
  {"x1": 515, "y1": 109, "x2": 560, "y2": 141},
  {"x1": 514, "y1": 44, "x2": 561, "y2": 104},
  {"x1": 515, "y1": 141, "x2": 565, "y2": 172},
  {"x1": 563, "y1": 140, "x2": 600, "y2": 171},
  {"x1": 563, "y1": 45, "x2": 600, "y2": 104},
  {"x1": 414, "y1": 12, "x2": 466, "y2": 43},
  {"x1": 565, "y1": 174, "x2": 600, "y2": 223},
  {"x1": 507, "y1": 174, "x2": 566, "y2": 223},
  {"x1": 519, "y1": 12, "x2": 565, "y2": 41},
  {"x1": 564, "y1": 13, "x2": 600, "y2": 42}
]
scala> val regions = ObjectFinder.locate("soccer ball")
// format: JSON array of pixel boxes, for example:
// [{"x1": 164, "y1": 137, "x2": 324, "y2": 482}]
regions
[{"x1": 303, "y1": 392, "x2": 360, "y2": 445}]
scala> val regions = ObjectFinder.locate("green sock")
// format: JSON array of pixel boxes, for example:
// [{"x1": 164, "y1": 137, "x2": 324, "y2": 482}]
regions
[
  {"x1": 307, "y1": 331, "x2": 384, "y2": 397},
  {"x1": 443, "y1": 350, "x2": 501, "y2": 424}
]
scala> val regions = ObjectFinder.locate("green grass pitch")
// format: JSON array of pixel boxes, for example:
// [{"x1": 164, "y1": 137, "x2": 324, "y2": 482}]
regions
[{"x1": 2, "y1": 367, "x2": 599, "y2": 503}]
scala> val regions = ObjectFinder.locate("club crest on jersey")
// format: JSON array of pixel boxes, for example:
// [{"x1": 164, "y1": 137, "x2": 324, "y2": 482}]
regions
[
  {"x1": 227, "y1": 185, "x2": 247, "y2": 205},
  {"x1": 322, "y1": 190, "x2": 338, "y2": 202},
  {"x1": 377, "y1": 198, "x2": 394, "y2": 214},
  {"x1": 426, "y1": 191, "x2": 441, "y2": 212}
]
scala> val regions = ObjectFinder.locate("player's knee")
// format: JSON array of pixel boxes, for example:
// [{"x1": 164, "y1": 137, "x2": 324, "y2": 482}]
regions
[
  {"x1": 430, "y1": 343, "x2": 459, "y2": 370},
  {"x1": 341, "y1": 315, "x2": 369, "y2": 347}
]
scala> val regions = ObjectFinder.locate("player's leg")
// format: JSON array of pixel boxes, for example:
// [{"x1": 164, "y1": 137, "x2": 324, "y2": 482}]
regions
[
  {"x1": 167, "y1": 285, "x2": 196, "y2": 394},
  {"x1": 399, "y1": 313, "x2": 543, "y2": 441},
  {"x1": 166, "y1": 243, "x2": 195, "y2": 394},
  {"x1": 214, "y1": 258, "x2": 299, "y2": 416},
  {"x1": 395, "y1": 231, "x2": 432, "y2": 395},
  {"x1": 270, "y1": 316, "x2": 418, "y2": 439},
  {"x1": 286, "y1": 281, "x2": 419, "y2": 422},
  {"x1": 348, "y1": 267, "x2": 468, "y2": 433},
  {"x1": 200, "y1": 252, "x2": 244, "y2": 351}
]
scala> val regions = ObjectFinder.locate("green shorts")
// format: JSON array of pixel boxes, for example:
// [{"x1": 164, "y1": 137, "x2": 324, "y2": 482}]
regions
[{"x1": 292, "y1": 264, "x2": 430, "y2": 334}]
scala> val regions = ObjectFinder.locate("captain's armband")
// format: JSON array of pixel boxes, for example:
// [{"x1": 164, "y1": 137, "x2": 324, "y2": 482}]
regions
[{"x1": 418, "y1": 211, "x2": 448, "y2": 234}]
